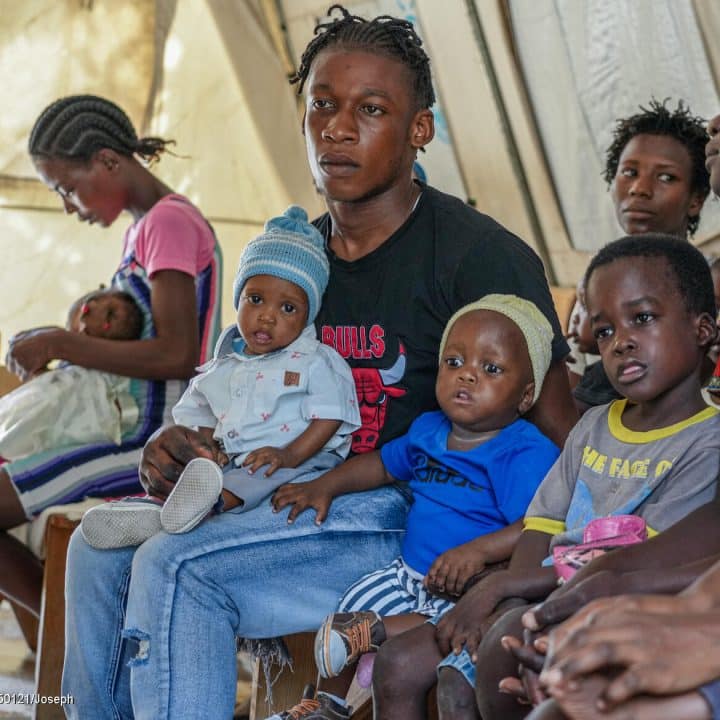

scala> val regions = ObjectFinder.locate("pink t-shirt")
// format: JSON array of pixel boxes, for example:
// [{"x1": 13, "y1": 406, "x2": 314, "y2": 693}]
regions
[{"x1": 121, "y1": 194, "x2": 215, "y2": 278}]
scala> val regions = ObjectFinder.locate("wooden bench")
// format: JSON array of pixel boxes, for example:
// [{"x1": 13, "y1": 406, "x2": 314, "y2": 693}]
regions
[{"x1": 3, "y1": 514, "x2": 78, "y2": 720}]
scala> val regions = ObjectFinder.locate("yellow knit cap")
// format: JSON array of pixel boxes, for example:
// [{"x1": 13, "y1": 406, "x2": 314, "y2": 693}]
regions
[{"x1": 438, "y1": 294, "x2": 553, "y2": 406}]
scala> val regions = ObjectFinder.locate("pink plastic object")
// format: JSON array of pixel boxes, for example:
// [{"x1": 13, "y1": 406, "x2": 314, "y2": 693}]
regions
[
  {"x1": 581, "y1": 515, "x2": 646, "y2": 543},
  {"x1": 356, "y1": 652, "x2": 376, "y2": 688},
  {"x1": 553, "y1": 515, "x2": 647, "y2": 582}
]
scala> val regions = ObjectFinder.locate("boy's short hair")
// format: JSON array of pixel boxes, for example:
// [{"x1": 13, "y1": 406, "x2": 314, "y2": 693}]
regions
[
  {"x1": 585, "y1": 233, "x2": 716, "y2": 318},
  {"x1": 291, "y1": 4, "x2": 435, "y2": 111},
  {"x1": 603, "y1": 99, "x2": 710, "y2": 236}
]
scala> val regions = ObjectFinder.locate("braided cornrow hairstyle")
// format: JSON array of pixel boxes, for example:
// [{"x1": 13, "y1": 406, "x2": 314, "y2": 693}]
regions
[
  {"x1": 604, "y1": 99, "x2": 710, "y2": 236},
  {"x1": 29, "y1": 94, "x2": 174, "y2": 165},
  {"x1": 291, "y1": 4, "x2": 435, "y2": 110}
]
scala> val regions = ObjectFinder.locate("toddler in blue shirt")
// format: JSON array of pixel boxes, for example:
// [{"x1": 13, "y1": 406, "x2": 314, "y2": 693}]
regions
[{"x1": 270, "y1": 293, "x2": 560, "y2": 719}]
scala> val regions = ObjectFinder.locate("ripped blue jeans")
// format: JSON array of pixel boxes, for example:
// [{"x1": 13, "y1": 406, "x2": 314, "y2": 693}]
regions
[{"x1": 61, "y1": 484, "x2": 409, "y2": 719}]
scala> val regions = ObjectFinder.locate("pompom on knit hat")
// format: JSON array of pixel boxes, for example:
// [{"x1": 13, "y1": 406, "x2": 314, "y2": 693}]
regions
[
  {"x1": 439, "y1": 294, "x2": 553, "y2": 407},
  {"x1": 233, "y1": 206, "x2": 329, "y2": 326}
]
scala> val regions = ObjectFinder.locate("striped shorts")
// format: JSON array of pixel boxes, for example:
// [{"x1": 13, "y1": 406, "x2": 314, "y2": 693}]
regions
[
  {"x1": 338, "y1": 556, "x2": 478, "y2": 689},
  {"x1": 337, "y1": 556, "x2": 455, "y2": 618}
]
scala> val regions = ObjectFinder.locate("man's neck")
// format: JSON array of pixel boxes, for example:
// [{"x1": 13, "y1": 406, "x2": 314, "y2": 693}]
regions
[{"x1": 326, "y1": 181, "x2": 421, "y2": 262}]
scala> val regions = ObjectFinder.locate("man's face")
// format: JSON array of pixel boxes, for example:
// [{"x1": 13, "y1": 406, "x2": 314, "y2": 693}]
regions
[{"x1": 303, "y1": 48, "x2": 431, "y2": 203}]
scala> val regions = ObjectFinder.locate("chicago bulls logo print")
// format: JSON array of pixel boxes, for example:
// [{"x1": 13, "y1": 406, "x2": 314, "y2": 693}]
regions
[{"x1": 351, "y1": 344, "x2": 407, "y2": 453}]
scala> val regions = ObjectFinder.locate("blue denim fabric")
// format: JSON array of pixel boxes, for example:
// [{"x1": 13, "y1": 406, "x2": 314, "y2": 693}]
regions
[
  {"x1": 699, "y1": 679, "x2": 720, "y2": 720},
  {"x1": 62, "y1": 484, "x2": 408, "y2": 720},
  {"x1": 436, "y1": 648, "x2": 477, "y2": 688}
]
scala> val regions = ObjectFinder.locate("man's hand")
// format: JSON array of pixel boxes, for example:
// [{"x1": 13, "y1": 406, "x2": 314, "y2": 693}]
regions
[
  {"x1": 541, "y1": 598, "x2": 720, "y2": 709},
  {"x1": 272, "y1": 479, "x2": 335, "y2": 525},
  {"x1": 425, "y1": 541, "x2": 488, "y2": 597},
  {"x1": 523, "y1": 570, "x2": 622, "y2": 632},
  {"x1": 139, "y1": 425, "x2": 218, "y2": 500},
  {"x1": 243, "y1": 446, "x2": 296, "y2": 476},
  {"x1": 500, "y1": 630, "x2": 550, "y2": 707}
]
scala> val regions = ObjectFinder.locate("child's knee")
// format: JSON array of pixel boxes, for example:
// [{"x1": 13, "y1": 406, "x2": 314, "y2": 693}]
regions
[
  {"x1": 437, "y1": 667, "x2": 478, "y2": 718},
  {"x1": 373, "y1": 635, "x2": 415, "y2": 695},
  {"x1": 474, "y1": 606, "x2": 528, "y2": 710},
  {"x1": 373, "y1": 624, "x2": 441, "y2": 706}
]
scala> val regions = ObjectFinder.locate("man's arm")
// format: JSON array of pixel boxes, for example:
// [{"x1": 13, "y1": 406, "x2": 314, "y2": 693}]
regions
[{"x1": 526, "y1": 358, "x2": 578, "y2": 447}]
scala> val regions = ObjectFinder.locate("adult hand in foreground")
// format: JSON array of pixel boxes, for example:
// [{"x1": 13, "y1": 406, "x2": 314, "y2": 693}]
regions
[
  {"x1": 536, "y1": 675, "x2": 712, "y2": 720},
  {"x1": 139, "y1": 425, "x2": 219, "y2": 500},
  {"x1": 541, "y1": 598, "x2": 720, "y2": 709}
]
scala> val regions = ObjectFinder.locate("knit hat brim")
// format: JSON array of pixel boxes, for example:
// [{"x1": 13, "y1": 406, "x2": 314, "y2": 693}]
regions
[
  {"x1": 439, "y1": 294, "x2": 553, "y2": 406},
  {"x1": 232, "y1": 206, "x2": 329, "y2": 326}
]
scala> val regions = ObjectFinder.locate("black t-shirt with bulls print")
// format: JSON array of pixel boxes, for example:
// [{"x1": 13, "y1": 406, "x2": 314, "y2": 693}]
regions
[{"x1": 313, "y1": 183, "x2": 569, "y2": 455}]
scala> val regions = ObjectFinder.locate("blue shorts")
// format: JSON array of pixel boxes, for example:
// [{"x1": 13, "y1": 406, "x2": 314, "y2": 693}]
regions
[
  {"x1": 699, "y1": 679, "x2": 720, "y2": 720},
  {"x1": 428, "y1": 608, "x2": 476, "y2": 688}
]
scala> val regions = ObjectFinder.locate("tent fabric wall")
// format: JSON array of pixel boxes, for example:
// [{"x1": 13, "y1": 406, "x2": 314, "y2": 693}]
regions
[
  {"x1": 510, "y1": 0, "x2": 720, "y2": 256},
  {"x1": 0, "y1": 0, "x2": 319, "y2": 356},
  {"x1": 4, "y1": 0, "x2": 720, "y2": 356}
]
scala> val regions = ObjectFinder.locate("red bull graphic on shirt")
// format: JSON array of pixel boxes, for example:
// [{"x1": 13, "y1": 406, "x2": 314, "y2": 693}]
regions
[{"x1": 321, "y1": 325, "x2": 407, "y2": 453}]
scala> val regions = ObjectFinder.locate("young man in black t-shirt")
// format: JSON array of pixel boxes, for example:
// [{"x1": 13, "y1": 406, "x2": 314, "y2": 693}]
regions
[
  {"x1": 118, "y1": 8, "x2": 576, "y2": 720},
  {"x1": 315, "y1": 183, "x2": 571, "y2": 452}
]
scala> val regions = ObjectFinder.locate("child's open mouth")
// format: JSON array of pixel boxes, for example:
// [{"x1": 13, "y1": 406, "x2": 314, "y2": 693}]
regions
[
  {"x1": 253, "y1": 331, "x2": 272, "y2": 344},
  {"x1": 617, "y1": 361, "x2": 646, "y2": 383}
]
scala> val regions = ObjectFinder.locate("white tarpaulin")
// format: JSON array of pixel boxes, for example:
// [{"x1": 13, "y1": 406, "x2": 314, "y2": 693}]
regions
[{"x1": 3, "y1": 0, "x2": 720, "y2": 354}]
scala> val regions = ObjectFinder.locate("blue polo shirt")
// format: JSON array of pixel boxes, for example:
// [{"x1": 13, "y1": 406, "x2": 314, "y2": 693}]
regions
[{"x1": 381, "y1": 411, "x2": 559, "y2": 575}]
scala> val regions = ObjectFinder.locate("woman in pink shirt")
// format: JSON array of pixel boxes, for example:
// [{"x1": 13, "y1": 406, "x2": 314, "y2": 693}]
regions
[{"x1": 1, "y1": 94, "x2": 221, "y2": 617}]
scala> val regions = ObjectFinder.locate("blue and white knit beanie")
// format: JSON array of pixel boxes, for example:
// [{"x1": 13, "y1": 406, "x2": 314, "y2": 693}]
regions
[{"x1": 233, "y1": 206, "x2": 329, "y2": 326}]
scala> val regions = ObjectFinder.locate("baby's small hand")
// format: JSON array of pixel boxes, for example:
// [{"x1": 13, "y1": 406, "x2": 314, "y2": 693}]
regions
[
  {"x1": 271, "y1": 480, "x2": 334, "y2": 525},
  {"x1": 243, "y1": 446, "x2": 294, "y2": 476},
  {"x1": 425, "y1": 542, "x2": 487, "y2": 597}
]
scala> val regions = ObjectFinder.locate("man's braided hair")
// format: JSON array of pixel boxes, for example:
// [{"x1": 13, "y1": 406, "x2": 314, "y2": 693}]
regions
[
  {"x1": 291, "y1": 4, "x2": 435, "y2": 110},
  {"x1": 604, "y1": 99, "x2": 710, "y2": 236},
  {"x1": 29, "y1": 95, "x2": 173, "y2": 164}
]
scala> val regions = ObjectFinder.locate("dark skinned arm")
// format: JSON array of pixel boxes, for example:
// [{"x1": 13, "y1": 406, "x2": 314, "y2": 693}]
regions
[
  {"x1": 434, "y1": 530, "x2": 557, "y2": 658},
  {"x1": 271, "y1": 450, "x2": 395, "y2": 524},
  {"x1": 526, "y1": 359, "x2": 578, "y2": 448},
  {"x1": 242, "y1": 419, "x2": 343, "y2": 476},
  {"x1": 425, "y1": 519, "x2": 524, "y2": 596},
  {"x1": 525, "y1": 497, "x2": 720, "y2": 631},
  {"x1": 7, "y1": 270, "x2": 199, "y2": 380}
]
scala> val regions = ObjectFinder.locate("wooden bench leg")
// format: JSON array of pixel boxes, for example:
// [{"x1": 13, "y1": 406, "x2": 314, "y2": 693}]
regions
[
  {"x1": 34, "y1": 515, "x2": 79, "y2": 720},
  {"x1": 0, "y1": 592, "x2": 39, "y2": 653},
  {"x1": 250, "y1": 632, "x2": 317, "y2": 719}
]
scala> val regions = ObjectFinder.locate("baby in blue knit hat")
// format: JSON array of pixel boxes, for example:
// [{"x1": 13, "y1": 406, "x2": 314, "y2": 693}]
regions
[{"x1": 81, "y1": 207, "x2": 361, "y2": 549}]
